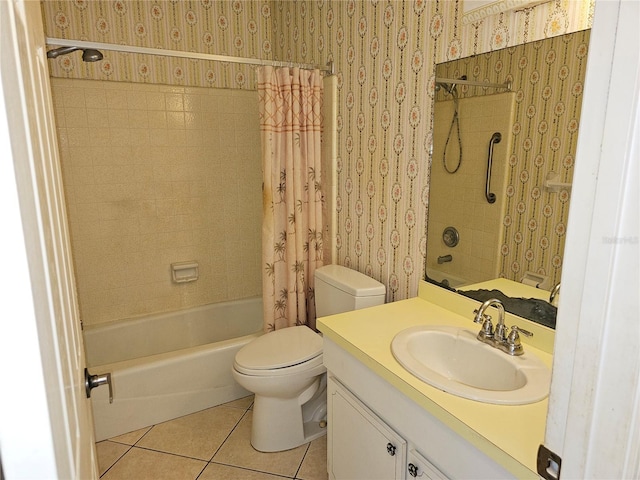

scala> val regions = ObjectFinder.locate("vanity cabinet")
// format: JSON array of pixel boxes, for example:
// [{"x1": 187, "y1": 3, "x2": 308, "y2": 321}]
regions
[
  {"x1": 323, "y1": 337, "x2": 516, "y2": 479},
  {"x1": 328, "y1": 377, "x2": 447, "y2": 480},
  {"x1": 407, "y1": 449, "x2": 448, "y2": 480},
  {"x1": 328, "y1": 376, "x2": 407, "y2": 480}
]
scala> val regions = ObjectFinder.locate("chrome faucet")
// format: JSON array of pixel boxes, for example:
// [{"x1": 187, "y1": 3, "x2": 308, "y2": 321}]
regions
[
  {"x1": 473, "y1": 298, "x2": 533, "y2": 356},
  {"x1": 549, "y1": 283, "x2": 561, "y2": 304}
]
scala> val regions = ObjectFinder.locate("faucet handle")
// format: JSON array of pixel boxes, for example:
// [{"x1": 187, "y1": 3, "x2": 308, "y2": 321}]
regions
[
  {"x1": 477, "y1": 317, "x2": 494, "y2": 341},
  {"x1": 510, "y1": 325, "x2": 533, "y2": 338},
  {"x1": 473, "y1": 309, "x2": 491, "y2": 324},
  {"x1": 505, "y1": 326, "x2": 533, "y2": 356}
]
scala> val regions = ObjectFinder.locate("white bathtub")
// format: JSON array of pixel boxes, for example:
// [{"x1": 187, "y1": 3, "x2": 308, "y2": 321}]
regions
[
  {"x1": 84, "y1": 297, "x2": 263, "y2": 441},
  {"x1": 425, "y1": 268, "x2": 469, "y2": 289}
]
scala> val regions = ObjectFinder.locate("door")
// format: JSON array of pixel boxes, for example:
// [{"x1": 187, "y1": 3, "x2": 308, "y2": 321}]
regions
[
  {"x1": 544, "y1": 0, "x2": 640, "y2": 478},
  {"x1": 0, "y1": 1, "x2": 97, "y2": 478}
]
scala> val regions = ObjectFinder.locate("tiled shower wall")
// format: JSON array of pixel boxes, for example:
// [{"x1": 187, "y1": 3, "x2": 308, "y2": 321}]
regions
[
  {"x1": 428, "y1": 93, "x2": 516, "y2": 285},
  {"x1": 51, "y1": 79, "x2": 262, "y2": 326}
]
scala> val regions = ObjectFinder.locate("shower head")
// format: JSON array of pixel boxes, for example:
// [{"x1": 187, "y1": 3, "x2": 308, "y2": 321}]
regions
[
  {"x1": 47, "y1": 46, "x2": 104, "y2": 62},
  {"x1": 82, "y1": 49, "x2": 104, "y2": 62}
]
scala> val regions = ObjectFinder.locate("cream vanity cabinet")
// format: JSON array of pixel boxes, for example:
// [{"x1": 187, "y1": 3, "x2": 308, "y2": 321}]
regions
[
  {"x1": 324, "y1": 337, "x2": 515, "y2": 480},
  {"x1": 328, "y1": 376, "x2": 447, "y2": 480}
]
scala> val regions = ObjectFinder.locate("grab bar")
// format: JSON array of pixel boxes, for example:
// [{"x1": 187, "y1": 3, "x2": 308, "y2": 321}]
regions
[{"x1": 485, "y1": 132, "x2": 501, "y2": 204}]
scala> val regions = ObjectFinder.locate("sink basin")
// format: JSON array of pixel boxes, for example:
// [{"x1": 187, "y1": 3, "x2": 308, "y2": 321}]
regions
[{"x1": 391, "y1": 325, "x2": 551, "y2": 405}]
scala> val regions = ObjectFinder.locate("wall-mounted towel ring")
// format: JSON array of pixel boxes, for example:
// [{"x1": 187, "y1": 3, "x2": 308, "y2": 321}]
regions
[{"x1": 485, "y1": 132, "x2": 501, "y2": 204}]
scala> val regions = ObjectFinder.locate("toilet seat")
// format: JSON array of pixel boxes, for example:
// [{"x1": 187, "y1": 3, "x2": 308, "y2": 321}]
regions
[{"x1": 234, "y1": 325, "x2": 323, "y2": 377}]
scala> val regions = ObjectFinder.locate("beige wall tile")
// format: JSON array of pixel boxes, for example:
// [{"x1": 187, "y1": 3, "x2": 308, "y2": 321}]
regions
[{"x1": 52, "y1": 79, "x2": 262, "y2": 326}]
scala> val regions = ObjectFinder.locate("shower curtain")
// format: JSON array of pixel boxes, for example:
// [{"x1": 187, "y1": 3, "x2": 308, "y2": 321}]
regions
[{"x1": 258, "y1": 66, "x2": 324, "y2": 332}]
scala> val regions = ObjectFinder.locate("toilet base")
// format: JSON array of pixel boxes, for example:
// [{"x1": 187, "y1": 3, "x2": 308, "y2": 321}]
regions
[{"x1": 250, "y1": 374, "x2": 328, "y2": 452}]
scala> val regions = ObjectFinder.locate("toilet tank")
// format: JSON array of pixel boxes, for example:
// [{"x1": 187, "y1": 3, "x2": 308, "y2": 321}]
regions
[{"x1": 314, "y1": 265, "x2": 386, "y2": 318}]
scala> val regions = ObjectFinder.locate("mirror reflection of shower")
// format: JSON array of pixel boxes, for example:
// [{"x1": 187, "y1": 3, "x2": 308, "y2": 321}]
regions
[
  {"x1": 47, "y1": 46, "x2": 104, "y2": 62},
  {"x1": 436, "y1": 75, "x2": 466, "y2": 174}
]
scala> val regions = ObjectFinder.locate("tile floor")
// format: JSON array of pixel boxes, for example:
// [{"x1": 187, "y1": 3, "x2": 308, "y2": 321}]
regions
[{"x1": 96, "y1": 396, "x2": 327, "y2": 480}]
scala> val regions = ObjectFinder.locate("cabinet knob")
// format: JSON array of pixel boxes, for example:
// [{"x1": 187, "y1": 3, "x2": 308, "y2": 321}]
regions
[
  {"x1": 408, "y1": 463, "x2": 419, "y2": 477},
  {"x1": 386, "y1": 443, "x2": 396, "y2": 456}
]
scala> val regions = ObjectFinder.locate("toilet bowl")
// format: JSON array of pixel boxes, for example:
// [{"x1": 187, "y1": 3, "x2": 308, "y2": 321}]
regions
[
  {"x1": 232, "y1": 265, "x2": 386, "y2": 452},
  {"x1": 232, "y1": 325, "x2": 327, "y2": 452}
]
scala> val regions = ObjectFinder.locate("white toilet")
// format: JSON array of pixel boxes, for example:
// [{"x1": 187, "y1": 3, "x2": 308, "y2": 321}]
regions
[{"x1": 232, "y1": 264, "x2": 386, "y2": 452}]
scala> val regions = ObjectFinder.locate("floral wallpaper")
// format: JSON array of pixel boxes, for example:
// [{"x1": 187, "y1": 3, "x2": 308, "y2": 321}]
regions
[
  {"x1": 42, "y1": 0, "x2": 278, "y2": 90},
  {"x1": 41, "y1": 0, "x2": 593, "y2": 304},
  {"x1": 271, "y1": 0, "x2": 592, "y2": 301}
]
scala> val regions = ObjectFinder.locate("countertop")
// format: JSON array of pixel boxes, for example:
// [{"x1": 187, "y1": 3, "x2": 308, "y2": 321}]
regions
[{"x1": 317, "y1": 281, "x2": 553, "y2": 478}]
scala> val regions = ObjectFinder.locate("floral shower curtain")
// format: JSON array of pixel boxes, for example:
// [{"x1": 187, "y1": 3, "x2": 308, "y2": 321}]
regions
[{"x1": 257, "y1": 66, "x2": 324, "y2": 332}]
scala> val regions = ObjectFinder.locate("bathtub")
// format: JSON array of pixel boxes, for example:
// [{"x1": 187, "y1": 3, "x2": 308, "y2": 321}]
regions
[
  {"x1": 425, "y1": 268, "x2": 469, "y2": 289},
  {"x1": 84, "y1": 297, "x2": 263, "y2": 441}
]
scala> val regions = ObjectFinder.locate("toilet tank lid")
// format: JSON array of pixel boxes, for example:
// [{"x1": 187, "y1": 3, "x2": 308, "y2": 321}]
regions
[
  {"x1": 315, "y1": 265, "x2": 386, "y2": 297},
  {"x1": 235, "y1": 326, "x2": 323, "y2": 370}
]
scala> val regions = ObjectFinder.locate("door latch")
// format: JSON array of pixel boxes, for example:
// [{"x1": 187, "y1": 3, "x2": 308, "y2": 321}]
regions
[
  {"x1": 84, "y1": 368, "x2": 113, "y2": 404},
  {"x1": 537, "y1": 444, "x2": 561, "y2": 480}
]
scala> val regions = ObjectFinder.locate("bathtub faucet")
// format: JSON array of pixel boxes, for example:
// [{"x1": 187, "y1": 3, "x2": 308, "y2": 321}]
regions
[{"x1": 437, "y1": 254, "x2": 453, "y2": 264}]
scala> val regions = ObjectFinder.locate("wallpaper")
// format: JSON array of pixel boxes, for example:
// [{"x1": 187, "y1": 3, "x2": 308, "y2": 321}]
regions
[
  {"x1": 272, "y1": 0, "x2": 592, "y2": 300},
  {"x1": 42, "y1": 0, "x2": 278, "y2": 90},
  {"x1": 41, "y1": 0, "x2": 593, "y2": 305}
]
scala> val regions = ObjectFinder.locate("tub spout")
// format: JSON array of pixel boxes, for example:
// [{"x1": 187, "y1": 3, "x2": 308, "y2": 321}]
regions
[{"x1": 437, "y1": 254, "x2": 453, "y2": 264}]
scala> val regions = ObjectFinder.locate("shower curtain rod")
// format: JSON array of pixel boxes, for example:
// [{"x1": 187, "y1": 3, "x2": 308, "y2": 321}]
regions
[
  {"x1": 45, "y1": 37, "x2": 335, "y2": 75},
  {"x1": 436, "y1": 76, "x2": 512, "y2": 90}
]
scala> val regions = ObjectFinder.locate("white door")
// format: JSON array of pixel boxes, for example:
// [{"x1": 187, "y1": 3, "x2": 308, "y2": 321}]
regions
[
  {"x1": 0, "y1": 1, "x2": 98, "y2": 478},
  {"x1": 543, "y1": 0, "x2": 640, "y2": 478}
]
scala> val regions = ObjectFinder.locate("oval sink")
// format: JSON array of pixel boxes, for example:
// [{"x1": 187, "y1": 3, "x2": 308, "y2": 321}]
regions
[{"x1": 391, "y1": 325, "x2": 551, "y2": 405}]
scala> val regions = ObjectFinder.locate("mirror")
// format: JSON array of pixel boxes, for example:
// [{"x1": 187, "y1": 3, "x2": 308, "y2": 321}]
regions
[{"x1": 425, "y1": 29, "x2": 591, "y2": 328}]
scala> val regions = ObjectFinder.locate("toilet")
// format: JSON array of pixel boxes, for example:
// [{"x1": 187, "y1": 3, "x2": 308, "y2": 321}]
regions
[{"x1": 232, "y1": 264, "x2": 386, "y2": 452}]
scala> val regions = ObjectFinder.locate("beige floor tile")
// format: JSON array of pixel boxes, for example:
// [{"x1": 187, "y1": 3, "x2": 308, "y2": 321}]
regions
[
  {"x1": 135, "y1": 405, "x2": 245, "y2": 461},
  {"x1": 213, "y1": 411, "x2": 308, "y2": 478},
  {"x1": 101, "y1": 447, "x2": 206, "y2": 480},
  {"x1": 224, "y1": 394, "x2": 254, "y2": 410},
  {"x1": 108, "y1": 426, "x2": 152, "y2": 446},
  {"x1": 296, "y1": 436, "x2": 328, "y2": 480},
  {"x1": 199, "y1": 462, "x2": 291, "y2": 480},
  {"x1": 96, "y1": 441, "x2": 130, "y2": 476}
]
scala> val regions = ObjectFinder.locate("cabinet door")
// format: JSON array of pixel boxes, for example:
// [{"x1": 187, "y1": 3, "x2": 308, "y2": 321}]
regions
[
  {"x1": 407, "y1": 449, "x2": 449, "y2": 480},
  {"x1": 328, "y1": 377, "x2": 407, "y2": 480}
]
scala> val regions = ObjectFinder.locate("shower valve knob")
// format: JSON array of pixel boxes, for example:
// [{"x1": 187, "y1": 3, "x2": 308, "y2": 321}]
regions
[{"x1": 85, "y1": 368, "x2": 113, "y2": 404}]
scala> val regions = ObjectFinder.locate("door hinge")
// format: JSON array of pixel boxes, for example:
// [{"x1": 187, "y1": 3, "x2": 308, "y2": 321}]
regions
[{"x1": 537, "y1": 444, "x2": 562, "y2": 480}]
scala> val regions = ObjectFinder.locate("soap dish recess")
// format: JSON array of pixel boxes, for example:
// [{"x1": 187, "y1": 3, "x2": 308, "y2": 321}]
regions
[{"x1": 171, "y1": 261, "x2": 199, "y2": 283}]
